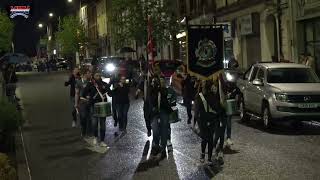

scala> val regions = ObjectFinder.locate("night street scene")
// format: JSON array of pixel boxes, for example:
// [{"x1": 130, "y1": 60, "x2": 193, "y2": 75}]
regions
[{"x1": 0, "y1": 0, "x2": 320, "y2": 180}]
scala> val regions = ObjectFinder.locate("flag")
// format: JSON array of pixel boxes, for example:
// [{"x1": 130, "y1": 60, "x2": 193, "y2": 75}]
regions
[{"x1": 147, "y1": 16, "x2": 156, "y2": 75}]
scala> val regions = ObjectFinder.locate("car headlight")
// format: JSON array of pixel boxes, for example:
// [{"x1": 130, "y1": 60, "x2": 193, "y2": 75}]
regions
[
  {"x1": 275, "y1": 93, "x2": 288, "y2": 102},
  {"x1": 105, "y1": 63, "x2": 115, "y2": 72},
  {"x1": 225, "y1": 72, "x2": 234, "y2": 81}
]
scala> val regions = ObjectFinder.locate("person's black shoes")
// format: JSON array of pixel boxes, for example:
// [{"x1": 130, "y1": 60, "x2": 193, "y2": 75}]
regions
[
  {"x1": 200, "y1": 153, "x2": 205, "y2": 163},
  {"x1": 147, "y1": 129, "x2": 152, "y2": 137},
  {"x1": 114, "y1": 121, "x2": 118, "y2": 127},
  {"x1": 161, "y1": 149, "x2": 167, "y2": 159},
  {"x1": 151, "y1": 146, "x2": 161, "y2": 156}
]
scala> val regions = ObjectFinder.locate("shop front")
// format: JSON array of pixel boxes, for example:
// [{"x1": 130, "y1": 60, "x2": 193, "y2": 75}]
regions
[{"x1": 300, "y1": 18, "x2": 320, "y2": 75}]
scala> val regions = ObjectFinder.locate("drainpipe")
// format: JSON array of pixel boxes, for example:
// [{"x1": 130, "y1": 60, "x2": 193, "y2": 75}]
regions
[{"x1": 276, "y1": 0, "x2": 282, "y2": 61}]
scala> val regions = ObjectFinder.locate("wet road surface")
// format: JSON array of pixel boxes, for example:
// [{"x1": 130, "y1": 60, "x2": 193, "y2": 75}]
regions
[{"x1": 17, "y1": 72, "x2": 320, "y2": 180}]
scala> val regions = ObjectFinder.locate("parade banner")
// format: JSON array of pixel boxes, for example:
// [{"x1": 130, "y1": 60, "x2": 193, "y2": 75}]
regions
[{"x1": 187, "y1": 27, "x2": 224, "y2": 79}]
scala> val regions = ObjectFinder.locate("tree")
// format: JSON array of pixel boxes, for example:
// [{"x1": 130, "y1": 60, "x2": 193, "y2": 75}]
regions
[
  {"x1": 0, "y1": 11, "x2": 14, "y2": 54},
  {"x1": 109, "y1": 0, "x2": 179, "y2": 50},
  {"x1": 56, "y1": 15, "x2": 86, "y2": 57}
]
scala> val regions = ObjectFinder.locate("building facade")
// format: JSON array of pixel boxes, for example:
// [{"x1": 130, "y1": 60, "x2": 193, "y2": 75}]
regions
[
  {"x1": 80, "y1": 0, "x2": 113, "y2": 58},
  {"x1": 214, "y1": 0, "x2": 293, "y2": 69},
  {"x1": 176, "y1": 0, "x2": 287, "y2": 68},
  {"x1": 291, "y1": 0, "x2": 320, "y2": 74}
]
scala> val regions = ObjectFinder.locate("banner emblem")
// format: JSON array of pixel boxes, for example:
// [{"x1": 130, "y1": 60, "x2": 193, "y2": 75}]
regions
[{"x1": 195, "y1": 38, "x2": 217, "y2": 68}]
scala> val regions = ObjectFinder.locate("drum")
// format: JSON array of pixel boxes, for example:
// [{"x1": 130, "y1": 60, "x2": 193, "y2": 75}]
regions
[
  {"x1": 93, "y1": 102, "x2": 112, "y2": 117},
  {"x1": 169, "y1": 107, "x2": 180, "y2": 124},
  {"x1": 226, "y1": 99, "x2": 237, "y2": 116}
]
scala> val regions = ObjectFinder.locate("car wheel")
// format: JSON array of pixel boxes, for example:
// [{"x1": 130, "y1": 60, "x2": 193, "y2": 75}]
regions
[
  {"x1": 291, "y1": 121, "x2": 302, "y2": 130},
  {"x1": 239, "y1": 98, "x2": 249, "y2": 122},
  {"x1": 262, "y1": 104, "x2": 272, "y2": 129}
]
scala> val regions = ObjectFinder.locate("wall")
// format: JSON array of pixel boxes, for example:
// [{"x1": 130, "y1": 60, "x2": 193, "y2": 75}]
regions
[{"x1": 97, "y1": 0, "x2": 107, "y2": 37}]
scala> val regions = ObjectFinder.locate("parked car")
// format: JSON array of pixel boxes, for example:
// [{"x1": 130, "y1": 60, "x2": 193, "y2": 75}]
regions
[
  {"x1": 80, "y1": 58, "x2": 93, "y2": 69},
  {"x1": 238, "y1": 62, "x2": 320, "y2": 129},
  {"x1": 16, "y1": 62, "x2": 33, "y2": 72},
  {"x1": 55, "y1": 58, "x2": 69, "y2": 70},
  {"x1": 149, "y1": 60, "x2": 181, "y2": 88}
]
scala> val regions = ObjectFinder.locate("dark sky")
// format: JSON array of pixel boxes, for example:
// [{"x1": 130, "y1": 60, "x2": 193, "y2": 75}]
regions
[{"x1": 0, "y1": 0, "x2": 71, "y2": 57}]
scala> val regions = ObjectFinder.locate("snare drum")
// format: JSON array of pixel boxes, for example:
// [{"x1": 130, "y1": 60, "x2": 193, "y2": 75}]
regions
[
  {"x1": 226, "y1": 99, "x2": 237, "y2": 116},
  {"x1": 93, "y1": 102, "x2": 112, "y2": 117}
]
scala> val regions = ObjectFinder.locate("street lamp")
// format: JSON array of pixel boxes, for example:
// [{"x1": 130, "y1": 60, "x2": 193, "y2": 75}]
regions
[
  {"x1": 49, "y1": 13, "x2": 54, "y2": 17},
  {"x1": 38, "y1": 23, "x2": 43, "y2": 28},
  {"x1": 68, "y1": 0, "x2": 73, "y2": 3}
]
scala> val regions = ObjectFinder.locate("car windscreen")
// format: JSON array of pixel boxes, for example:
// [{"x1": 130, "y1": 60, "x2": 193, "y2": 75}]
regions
[{"x1": 267, "y1": 68, "x2": 320, "y2": 83}]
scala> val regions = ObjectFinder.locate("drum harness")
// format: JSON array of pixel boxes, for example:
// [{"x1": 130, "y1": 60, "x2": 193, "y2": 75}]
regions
[
  {"x1": 94, "y1": 85, "x2": 106, "y2": 102},
  {"x1": 199, "y1": 92, "x2": 223, "y2": 127}
]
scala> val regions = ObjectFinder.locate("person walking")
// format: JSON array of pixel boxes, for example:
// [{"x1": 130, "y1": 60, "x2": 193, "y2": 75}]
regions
[
  {"x1": 3, "y1": 64, "x2": 20, "y2": 105},
  {"x1": 194, "y1": 80, "x2": 223, "y2": 164},
  {"x1": 82, "y1": 73, "x2": 110, "y2": 147},
  {"x1": 135, "y1": 72, "x2": 153, "y2": 137},
  {"x1": 112, "y1": 76, "x2": 130, "y2": 133},
  {"x1": 75, "y1": 68, "x2": 92, "y2": 141},
  {"x1": 151, "y1": 77, "x2": 174, "y2": 158},
  {"x1": 65, "y1": 68, "x2": 80, "y2": 127},
  {"x1": 212, "y1": 74, "x2": 229, "y2": 164},
  {"x1": 305, "y1": 53, "x2": 316, "y2": 71},
  {"x1": 109, "y1": 74, "x2": 119, "y2": 128},
  {"x1": 192, "y1": 79, "x2": 202, "y2": 133},
  {"x1": 182, "y1": 73, "x2": 195, "y2": 124}
]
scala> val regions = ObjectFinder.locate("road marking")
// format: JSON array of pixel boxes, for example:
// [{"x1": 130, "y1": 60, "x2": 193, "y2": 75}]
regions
[{"x1": 19, "y1": 126, "x2": 32, "y2": 180}]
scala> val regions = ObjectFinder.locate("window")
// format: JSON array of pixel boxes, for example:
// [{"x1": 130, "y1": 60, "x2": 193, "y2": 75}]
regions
[
  {"x1": 256, "y1": 68, "x2": 265, "y2": 81},
  {"x1": 267, "y1": 68, "x2": 320, "y2": 83},
  {"x1": 249, "y1": 66, "x2": 259, "y2": 81},
  {"x1": 243, "y1": 66, "x2": 252, "y2": 80}
]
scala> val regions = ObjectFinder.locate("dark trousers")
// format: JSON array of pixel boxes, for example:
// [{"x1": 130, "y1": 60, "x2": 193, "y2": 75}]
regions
[
  {"x1": 226, "y1": 115, "x2": 232, "y2": 139},
  {"x1": 70, "y1": 97, "x2": 77, "y2": 123},
  {"x1": 79, "y1": 101, "x2": 91, "y2": 136},
  {"x1": 200, "y1": 121, "x2": 215, "y2": 160},
  {"x1": 112, "y1": 101, "x2": 118, "y2": 124},
  {"x1": 117, "y1": 104, "x2": 130, "y2": 130},
  {"x1": 184, "y1": 97, "x2": 192, "y2": 121},
  {"x1": 213, "y1": 115, "x2": 227, "y2": 153},
  {"x1": 92, "y1": 117, "x2": 106, "y2": 141},
  {"x1": 143, "y1": 102, "x2": 151, "y2": 131},
  {"x1": 151, "y1": 111, "x2": 170, "y2": 148}
]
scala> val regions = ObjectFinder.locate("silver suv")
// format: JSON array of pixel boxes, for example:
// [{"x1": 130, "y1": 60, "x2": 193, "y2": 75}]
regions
[{"x1": 237, "y1": 63, "x2": 320, "y2": 129}]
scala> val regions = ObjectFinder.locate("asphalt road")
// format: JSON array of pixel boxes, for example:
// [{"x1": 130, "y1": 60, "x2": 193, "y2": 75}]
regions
[{"x1": 17, "y1": 71, "x2": 320, "y2": 180}]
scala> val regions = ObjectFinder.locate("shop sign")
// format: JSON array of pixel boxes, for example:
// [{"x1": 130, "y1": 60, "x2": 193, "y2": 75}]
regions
[{"x1": 239, "y1": 14, "x2": 253, "y2": 35}]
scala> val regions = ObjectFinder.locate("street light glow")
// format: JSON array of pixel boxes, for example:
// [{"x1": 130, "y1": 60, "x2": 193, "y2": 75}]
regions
[
  {"x1": 68, "y1": 0, "x2": 73, "y2": 3},
  {"x1": 49, "y1": 13, "x2": 54, "y2": 17},
  {"x1": 38, "y1": 23, "x2": 43, "y2": 28}
]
